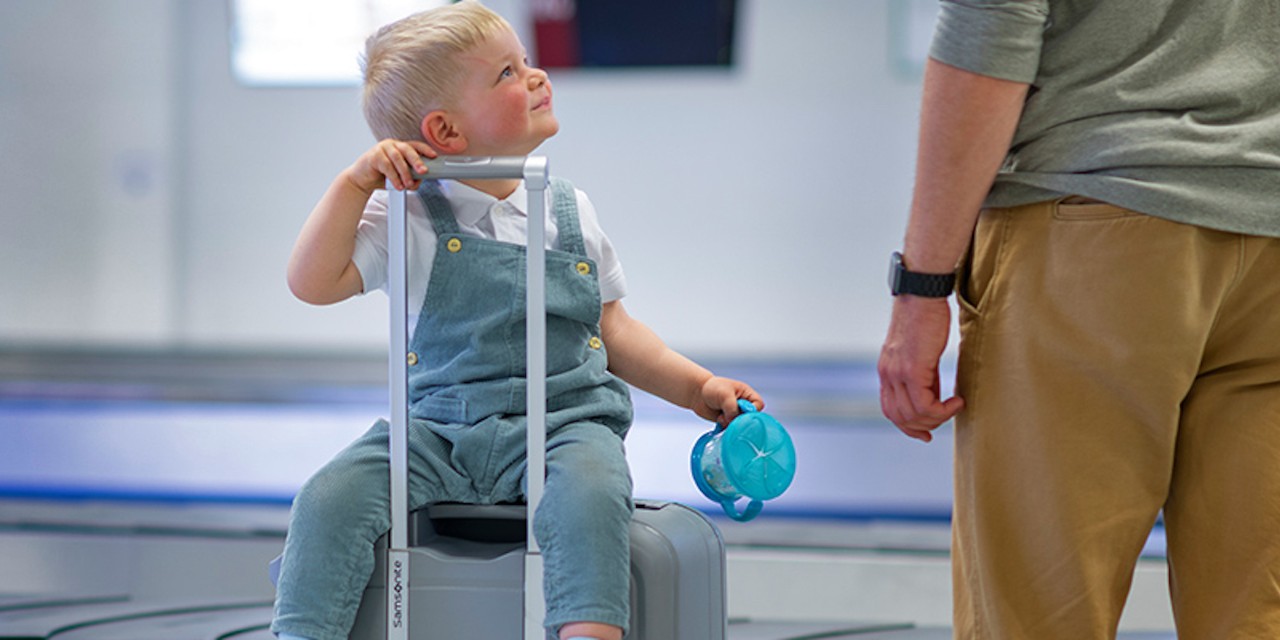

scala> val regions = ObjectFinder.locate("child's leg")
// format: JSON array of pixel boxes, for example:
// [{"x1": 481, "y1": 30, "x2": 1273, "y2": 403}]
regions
[
  {"x1": 271, "y1": 419, "x2": 463, "y2": 640},
  {"x1": 534, "y1": 421, "x2": 633, "y2": 638}
]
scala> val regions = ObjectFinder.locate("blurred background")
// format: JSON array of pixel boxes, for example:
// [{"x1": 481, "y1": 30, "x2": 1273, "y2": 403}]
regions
[
  {"x1": 0, "y1": 0, "x2": 1176, "y2": 632},
  {"x1": 0, "y1": 0, "x2": 934, "y2": 356},
  {"x1": 0, "y1": 0, "x2": 951, "y2": 515}
]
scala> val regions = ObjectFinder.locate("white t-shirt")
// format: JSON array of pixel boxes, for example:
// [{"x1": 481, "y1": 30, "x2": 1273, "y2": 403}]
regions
[{"x1": 352, "y1": 180, "x2": 627, "y2": 329}]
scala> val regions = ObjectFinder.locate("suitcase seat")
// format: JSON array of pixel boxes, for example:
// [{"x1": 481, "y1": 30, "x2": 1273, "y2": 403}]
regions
[
  {"x1": 350, "y1": 500, "x2": 727, "y2": 639},
  {"x1": 411, "y1": 502, "x2": 527, "y2": 545}
]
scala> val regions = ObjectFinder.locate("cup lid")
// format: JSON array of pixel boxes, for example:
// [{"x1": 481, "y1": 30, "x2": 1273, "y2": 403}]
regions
[{"x1": 719, "y1": 405, "x2": 796, "y2": 501}]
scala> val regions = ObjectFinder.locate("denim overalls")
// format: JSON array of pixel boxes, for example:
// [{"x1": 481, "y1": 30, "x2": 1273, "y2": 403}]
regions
[{"x1": 273, "y1": 178, "x2": 636, "y2": 640}]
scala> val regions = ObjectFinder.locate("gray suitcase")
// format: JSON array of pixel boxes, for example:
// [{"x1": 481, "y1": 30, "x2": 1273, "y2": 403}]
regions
[
  {"x1": 351, "y1": 156, "x2": 727, "y2": 640},
  {"x1": 349, "y1": 500, "x2": 726, "y2": 639}
]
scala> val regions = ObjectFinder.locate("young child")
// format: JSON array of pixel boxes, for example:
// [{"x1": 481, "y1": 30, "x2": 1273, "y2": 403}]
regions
[{"x1": 272, "y1": 3, "x2": 762, "y2": 640}]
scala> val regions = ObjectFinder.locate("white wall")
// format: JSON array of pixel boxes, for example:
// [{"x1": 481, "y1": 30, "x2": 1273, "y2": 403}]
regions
[
  {"x1": 0, "y1": 0, "x2": 177, "y2": 346},
  {"x1": 1, "y1": 0, "x2": 925, "y2": 358}
]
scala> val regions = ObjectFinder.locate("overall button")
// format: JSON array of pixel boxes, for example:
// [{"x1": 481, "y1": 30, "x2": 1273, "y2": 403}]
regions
[
  {"x1": 575, "y1": 262, "x2": 591, "y2": 276},
  {"x1": 446, "y1": 238, "x2": 462, "y2": 253},
  {"x1": 406, "y1": 352, "x2": 419, "y2": 366},
  {"x1": 588, "y1": 336, "x2": 603, "y2": 350}
]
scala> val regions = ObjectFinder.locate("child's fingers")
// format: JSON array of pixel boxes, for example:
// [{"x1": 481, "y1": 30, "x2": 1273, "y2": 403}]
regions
[
  {"x1": 407, "y1": 140, "x2": 439, "y2": 160},
  {"x1": 713, "y1": 393, "x2": 744, "y2": 425},
  {"x1": 380, "y1": 143, "x2": 421, "y2": 190},
  {"x1": 394, "y1": 141, "x2": 431, "y2": 177}
]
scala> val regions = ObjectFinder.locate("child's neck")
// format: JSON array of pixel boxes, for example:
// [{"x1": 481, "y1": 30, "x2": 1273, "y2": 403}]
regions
[{"x1": 460, "y1": 178, "x2": 520, "y2": 200}]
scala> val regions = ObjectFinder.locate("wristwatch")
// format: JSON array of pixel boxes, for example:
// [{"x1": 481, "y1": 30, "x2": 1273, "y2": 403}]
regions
[{"x1": 888, "y1": 251, "x2": 956, "y2": 298}]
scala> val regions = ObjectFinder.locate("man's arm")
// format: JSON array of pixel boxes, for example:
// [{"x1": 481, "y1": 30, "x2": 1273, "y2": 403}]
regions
[{"x1": 877, "y1": 58, "x2": 1030, "y2": 442}]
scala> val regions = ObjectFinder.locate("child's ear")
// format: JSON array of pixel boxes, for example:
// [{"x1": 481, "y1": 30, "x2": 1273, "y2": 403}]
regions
[{"x1": 420, "y1": 111, "x2": 467, "y2": 154}]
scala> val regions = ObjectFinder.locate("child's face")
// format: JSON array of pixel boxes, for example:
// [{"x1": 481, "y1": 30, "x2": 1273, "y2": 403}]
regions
[{"x1": 448, "y1": 28, "x2": 558, "y2": 156}]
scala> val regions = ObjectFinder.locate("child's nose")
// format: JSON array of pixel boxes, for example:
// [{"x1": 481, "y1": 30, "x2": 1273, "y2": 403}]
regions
[{"x1": 527, "y1": 68, "x2": 548, "y2": 88}]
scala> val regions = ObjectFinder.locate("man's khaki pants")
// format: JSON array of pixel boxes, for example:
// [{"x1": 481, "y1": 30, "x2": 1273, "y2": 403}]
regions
[{"x1": 952, "y1": 199, "x2": 1280, "y2": 639}]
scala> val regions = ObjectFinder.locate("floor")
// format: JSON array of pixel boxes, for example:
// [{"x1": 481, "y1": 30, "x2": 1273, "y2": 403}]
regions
[{"x1": 0, "y1": 348, "x2": 1176, "y2": 637}]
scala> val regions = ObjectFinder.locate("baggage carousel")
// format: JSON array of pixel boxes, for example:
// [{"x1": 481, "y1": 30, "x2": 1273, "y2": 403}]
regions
[
  {"x1": 0, "y1": 495, "x2": 1176, "y2": 639},
  {"x1": 2, "y1": 595, "x2": 913, "y2": 639},
  {"x1": 0, "y1": 509, "x2": 933, "y2": 640},
  {"x1": 0, "y1": 351, "x2": 1176, "y2": 639},
  {"x1": 0, "y1": 594, "x2": 1178, "y2": 639}
]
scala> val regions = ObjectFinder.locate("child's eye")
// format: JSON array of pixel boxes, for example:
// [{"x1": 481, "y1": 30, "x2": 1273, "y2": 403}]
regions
[{"x1": 500, "y1": 66, "x2": 514, "y2": 80}]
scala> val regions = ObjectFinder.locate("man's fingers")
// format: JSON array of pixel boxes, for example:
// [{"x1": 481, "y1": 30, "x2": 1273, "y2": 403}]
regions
[{"x1": 882, "y1": 378, "x2": 961, "y2": 442}]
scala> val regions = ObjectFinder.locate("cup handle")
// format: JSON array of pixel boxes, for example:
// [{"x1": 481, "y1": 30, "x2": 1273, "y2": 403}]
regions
[{"x1": 721, "y1": 498, "x2": 763, "y2": 522}]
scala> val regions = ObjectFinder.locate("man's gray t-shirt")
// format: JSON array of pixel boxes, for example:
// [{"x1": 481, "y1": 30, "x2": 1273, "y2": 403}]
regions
[{"x1": 930, "y1": 0, "x2": 1280, "y2": 237}]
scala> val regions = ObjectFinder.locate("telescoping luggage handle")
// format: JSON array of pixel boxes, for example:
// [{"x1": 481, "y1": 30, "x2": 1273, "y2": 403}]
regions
[{"x1": 386, "y1": 155, "x2": 550, "y2": 640}]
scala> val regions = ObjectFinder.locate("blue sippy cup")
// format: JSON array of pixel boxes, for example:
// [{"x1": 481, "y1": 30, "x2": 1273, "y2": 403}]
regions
[{"x1": 690, "y1": 399, "x2": 797, "y2": 522}]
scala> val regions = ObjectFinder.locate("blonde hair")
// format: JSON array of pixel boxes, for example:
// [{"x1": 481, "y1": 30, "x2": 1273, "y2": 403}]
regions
[{"x1": 361, "y1": 1, "x2": 512, "y2": 141}]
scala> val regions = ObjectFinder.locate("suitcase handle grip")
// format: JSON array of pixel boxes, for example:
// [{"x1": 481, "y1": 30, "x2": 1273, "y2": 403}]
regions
[{"x1": 412, "y1": 156, "x2": 534, "y2": 181}]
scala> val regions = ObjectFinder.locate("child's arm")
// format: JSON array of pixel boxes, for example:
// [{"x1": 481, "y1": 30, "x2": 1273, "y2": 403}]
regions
[
  {"x1": 600, "y1": 300, "x2": 762, "y2": 425},
  {"x1": 287, "y1": 139, "x2": 436, "y2": 305}
]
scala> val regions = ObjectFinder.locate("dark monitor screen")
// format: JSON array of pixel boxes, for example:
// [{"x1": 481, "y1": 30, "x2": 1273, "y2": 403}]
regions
[{"x1": 533, "y1": 0, "x2": 737, "y2": 69}]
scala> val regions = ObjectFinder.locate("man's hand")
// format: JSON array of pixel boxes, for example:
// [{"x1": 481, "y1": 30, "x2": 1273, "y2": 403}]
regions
[{"x1": 878, "y1": 295, "x2": 964, "y2": 442}]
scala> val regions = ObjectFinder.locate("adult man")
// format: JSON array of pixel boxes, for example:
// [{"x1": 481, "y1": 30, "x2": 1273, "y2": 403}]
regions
[{"x1": 878, "y1": 1, "x2": 1280, "y2": 637}]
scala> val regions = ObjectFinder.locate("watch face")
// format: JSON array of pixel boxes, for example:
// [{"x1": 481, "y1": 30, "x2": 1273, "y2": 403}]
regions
[{"x1": 889, "y1": 251, "x2": 904, "y2": 293}]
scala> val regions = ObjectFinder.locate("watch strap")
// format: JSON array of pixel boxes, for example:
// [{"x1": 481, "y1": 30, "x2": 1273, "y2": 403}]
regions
[
  {"x1": 897, "y1": 269, "x2": 955, "y2": 297},
  {"x1": 890, "y1": 251, "x2": 956, "y2": 298}
]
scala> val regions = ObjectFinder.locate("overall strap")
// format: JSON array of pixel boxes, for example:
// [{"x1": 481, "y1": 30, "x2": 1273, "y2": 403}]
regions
[
  {"x1": 550, "y1": 177, "x2": 587, "y2": 256},
  {"x1": 415, "y1": 181, "x2": 460, "y2": 236},
  {"x1": 417, "y1": 177, "x2": 585, "y2": 254}
]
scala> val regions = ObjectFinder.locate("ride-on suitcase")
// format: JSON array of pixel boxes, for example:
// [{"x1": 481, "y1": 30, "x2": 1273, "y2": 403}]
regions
[{"x1": 348, "y1": 156, "x2": 727, "y2": 640}]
